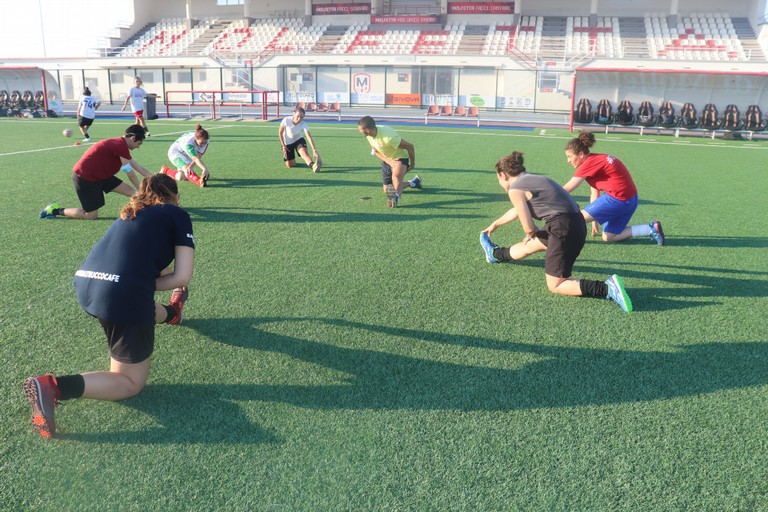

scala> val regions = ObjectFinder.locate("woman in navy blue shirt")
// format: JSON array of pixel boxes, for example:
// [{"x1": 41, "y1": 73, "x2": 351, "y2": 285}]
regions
[{"x1": 23, "y1": 173, "x2": 195, "y2": 439}]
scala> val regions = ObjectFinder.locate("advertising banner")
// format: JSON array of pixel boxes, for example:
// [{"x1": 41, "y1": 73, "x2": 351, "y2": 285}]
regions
[
  {"x1": 351, "y1": 92, "x2": 385, "y2": 104},
  {"x1": 386, "y1": 93, "x2": 421, "y2": 105},
  {"x1": 448, "y1": 2, "x2": 514, "y2": 14},
  {"x1": 313, "y1": 3, "x2": 371, "y2": 15},
  {"x1": 496, "y1": 96, "x2": 534, "y2": 109},
  {"x1": 319, "y1": 91, "x2": 350, "y2": 103},
  {"x1": 458, "y1": 95, "x2": 494, "y2": 108},
  {"x1": 371, "y1": 15, "x2": 439, "y2": 24}
]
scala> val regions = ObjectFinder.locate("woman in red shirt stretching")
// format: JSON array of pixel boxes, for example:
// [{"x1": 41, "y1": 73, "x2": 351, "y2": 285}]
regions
[{"x1": 562, "y1": 131, "x2": 665, "y2": 246}]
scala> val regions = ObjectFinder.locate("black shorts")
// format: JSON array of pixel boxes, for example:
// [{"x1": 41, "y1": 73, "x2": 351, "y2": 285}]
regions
[
  {"x1": 537, "y1": 212, "x2": 587, "y2": 278},
  {"x1": 381, "y1": 158, "x2": 410, "y2": 185},
  {"x1": 78, "y1": 116, "x2": 94, "y2": 128},
  {"x1": 96, "y1": 316, "x2": 155, "y2": 364},
  {"x1": 283, "y1": 138, "x2": 307, "y2": 161},
  {"x1": 72, "y1": 173, "x2": 123, "y2": 213}
]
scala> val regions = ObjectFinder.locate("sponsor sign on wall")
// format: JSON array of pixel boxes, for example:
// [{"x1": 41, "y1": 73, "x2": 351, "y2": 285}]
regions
[
  {"x1": 497, "y1": 96, "x2": 534, "y2": 109},
  {"x1": 353, "y1": 73, "x2": 371, "y2": 94},
  {"x1": 351, "y1": 92, "x2": 385, "y2": 104},
  {"x1": 386, "y1": 93, "x2": 421, "y2": 105},
  {"x1": 371, "y1": 15, "x2": 439, "y2": 24},
  {"x1": 448, "y1": 2, "x2": 514, "y2": 14},
  {"x1": 313, "y1": 3, "x2": 371, "y2": 15}
]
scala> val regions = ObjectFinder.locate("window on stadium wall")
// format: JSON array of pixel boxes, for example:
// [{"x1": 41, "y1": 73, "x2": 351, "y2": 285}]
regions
[
  {"x1": 386, "y1": 67, "x2": 421, "y2": 107},
  {"x1": 192, "y1": 69, "x2": 216, "y2": 98},
  {"x1": 84, "y1": 71, "x2": 110, "y2": 103},
  {"x1": 317, "y1": 67, "x2": 350, "y2": 104},
  {"x1": 53, "y1": 65, "x2": 574, "y2": 112},
  {"x1": 252, "y1": 66, "x2": 278, "y2": 97},
  {"x1": 497, "y1": 69, "x2": 536, "y2": 110},
  {"x1": 351, "y1": 67, "x2": 386, "y2": 105},
  {"x1": 283, "y1": 66, "x2": 315, "y2": 104},
  {"x1": 456, "y1": 68, "x2": 496, "y2": 109},
  {"x1": 421, "y1": 68, "x2": 457, "y2": 107}
]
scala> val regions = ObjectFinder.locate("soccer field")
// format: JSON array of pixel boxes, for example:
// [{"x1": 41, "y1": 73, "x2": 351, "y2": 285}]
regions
[{"x1": 2, "y1": 117, "x2": 767, "y2": 511}]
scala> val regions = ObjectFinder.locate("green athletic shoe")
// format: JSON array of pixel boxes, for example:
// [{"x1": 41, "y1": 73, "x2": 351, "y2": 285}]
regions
[
  {"x1": 39, "y1": 202, "x2": 60, "y2": 219},
  {"x1": 606, "y1": 274, "x2": 633, "y2": 313}
]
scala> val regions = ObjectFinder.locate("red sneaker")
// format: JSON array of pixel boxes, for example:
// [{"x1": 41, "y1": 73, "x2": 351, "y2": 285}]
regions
[
  {"x1": 186, "y1": 171, "x2": 204, "y2": 188},
  {"x1": 23, "y1": 374, "x2": 59, "y2": 439},
  {"x1": 168, "y1": 286, "x2": 188, "y2": 325}
]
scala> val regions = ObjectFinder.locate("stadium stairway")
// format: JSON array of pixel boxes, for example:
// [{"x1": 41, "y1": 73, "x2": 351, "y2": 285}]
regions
[
  {"x1": 537, "y1": 17, "x2": 567, "y2": 61},
  {"x1": 618, "y1": 17, "x2": 648, "y2": 59},
  {"x1": 455, "y1": 26, "x2": 488, "y2": 54},
  {"x1": 732, "y1": 18, "x2": 767, "y2": 61},
  {"x1": 187, "y1": 19, "x2": 235, "y2": 57},
  {"x1": 112, "y1": 23, "x2": 155, "y2": 56},
  {"x1": 315, "y1": 26, "x2": 347, "y2": 53}
]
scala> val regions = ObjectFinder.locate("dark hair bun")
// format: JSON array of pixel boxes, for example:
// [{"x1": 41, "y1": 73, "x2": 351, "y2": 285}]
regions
[{"x1": 578, "y1": 131, "x2": 596, "y2": 148}]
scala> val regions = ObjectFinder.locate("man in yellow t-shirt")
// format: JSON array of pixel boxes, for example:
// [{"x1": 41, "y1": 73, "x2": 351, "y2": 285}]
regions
[{"x1": 358, "y1": 116, "x2": 421, "y2": 208}]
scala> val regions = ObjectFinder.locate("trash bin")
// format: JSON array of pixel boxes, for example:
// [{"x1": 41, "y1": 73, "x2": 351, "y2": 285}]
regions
[{"x1": 145, "y1": 93, "x2": 159, "y2": 120}]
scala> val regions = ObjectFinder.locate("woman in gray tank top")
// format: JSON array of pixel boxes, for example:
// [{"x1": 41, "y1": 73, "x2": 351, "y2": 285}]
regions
[{"x1": 479, "y1": 151, "x2": 632, "y2": 313}]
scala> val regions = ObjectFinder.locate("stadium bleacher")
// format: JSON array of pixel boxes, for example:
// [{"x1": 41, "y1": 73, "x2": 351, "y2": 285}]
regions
[
  {"x1": 106, "y1": 10, "x2": 766, "y2": 65},
  {"x1": 645, "y1": 13, "x2": 747, "y2": 61}
]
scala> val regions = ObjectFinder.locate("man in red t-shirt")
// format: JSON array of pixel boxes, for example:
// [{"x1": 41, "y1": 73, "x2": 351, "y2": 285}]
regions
[{"x1": 40, "y1": 125, "x2": 153, "y2": 220}]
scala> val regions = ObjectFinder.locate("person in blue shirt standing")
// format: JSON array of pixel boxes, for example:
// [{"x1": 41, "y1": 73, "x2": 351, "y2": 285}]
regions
[{"x1": 23, "y1": 173, "x2": 195, "y2": 439}]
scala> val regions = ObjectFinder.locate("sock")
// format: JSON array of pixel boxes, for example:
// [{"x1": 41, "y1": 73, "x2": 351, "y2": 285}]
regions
[
  {"x1": 53, "y1": 208, "x2": 66, "y2": 216},
  {"x1": 56, "y1": 374, "x2": 85, "y2": 400},
  {"x1": 631, "y1": 224, "x2": 653, "y2": 237},
  {"x1": 163, "y1": 304, "x2": 178, "y2": 324},
  {"x1": 493, "y1": 247, "x2": 514, "y2": 261},
  {"x1": 579, "y1": 279, "x2": 609, "y2": 298},
  {"x1": 308, "y1": 161, "x2": 314, "y2": 168}
]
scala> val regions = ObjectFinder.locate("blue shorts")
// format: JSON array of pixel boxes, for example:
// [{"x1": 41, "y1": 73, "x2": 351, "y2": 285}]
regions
[
  {"x1": 381, "y1": 158, "x2": 410, "y2": 185},
  {"x1": 584, "y1": 193, "x2": 638, "y2": 234}
]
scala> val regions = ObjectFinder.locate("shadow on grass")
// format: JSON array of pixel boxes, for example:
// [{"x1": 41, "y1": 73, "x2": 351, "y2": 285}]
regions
[
  {"x1": 202, "y1": 176, "x2": 361, "y2": 189},
  {"x1": 63, "y1": 316, "x2": 768, "y2": 444},
  {"x1": 577, "y1": 260, "x2": 768, "y2": 311},
  {"x1": 205, "y1": 316, "x2": 768, "y2": 410},
  {"x1": 186, "y1": 205, "x2": 485, "y2": 223},
  {"x1": 652, "y1": 236, "x2": 768, "y2": 249},
  {"x1": 58, "y1": 384, "x2": 282, "y2": 445}
]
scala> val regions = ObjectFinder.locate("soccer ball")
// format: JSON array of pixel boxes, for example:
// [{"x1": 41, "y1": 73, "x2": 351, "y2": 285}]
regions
[{"x1": 63, "y1": 129, "x2": 73, "y2": 137}]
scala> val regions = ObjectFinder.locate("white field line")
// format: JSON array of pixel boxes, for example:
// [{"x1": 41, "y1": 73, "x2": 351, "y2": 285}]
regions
[
  {"x1": 0, "y1": 124, "x2": 239, "y2": 157},
  {"x1": 2, "y1": 120, "x2": 766, "y2": 157}
]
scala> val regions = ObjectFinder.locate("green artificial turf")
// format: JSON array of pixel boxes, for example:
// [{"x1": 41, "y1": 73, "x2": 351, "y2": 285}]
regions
[{"x1": 1, "y1": 117, "x2": 767, "y2": 511}]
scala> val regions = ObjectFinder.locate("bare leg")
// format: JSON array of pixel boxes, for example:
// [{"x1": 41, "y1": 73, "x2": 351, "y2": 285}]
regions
[
  {"x1": 581, "y1": 210, "x2": 633, "y2": 242},
  {"x1": 296, "y1": 146, "x2": 313, "y2": 167},
  {"x1": 391, "y1": 161, "x2": 410, "y2": 195},
  {"x1": 545, "y1": 274, "x2": 584, "y2": 296},
  {"x1": 507, "y1": 237, "x2": 547, "y2": 260},
  {"x1": 80, "y1": 357, "x2": 151, "y2": 401},
  {"x1": 62, "y1": 208, "x2": 99, "y2": 220},
  {"x1": 136, "y1": 115, "x2": 148, "y2": 132}
]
